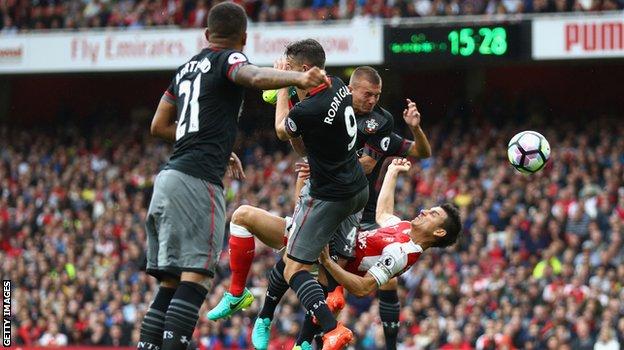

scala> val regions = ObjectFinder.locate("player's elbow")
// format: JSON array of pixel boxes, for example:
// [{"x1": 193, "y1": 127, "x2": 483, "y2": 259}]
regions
[
  {"x1": 150, "y1": 120, "x2": 163, "y2": 138},
  {"x1": 353, "y1": 282, "x2": 376, "y2": 297},
  {"x1": 412, "y1": 144, "x2": 431, "y2": 159},
  {"x1": 275, "y1": 127, "x2": 291, "y2": 141},
  {"x1": 277, "y1": 132, "x2": 290, "y2": 141},
  {"x1": 420, "y1": 147, "x2": 432, "y2": 158}
]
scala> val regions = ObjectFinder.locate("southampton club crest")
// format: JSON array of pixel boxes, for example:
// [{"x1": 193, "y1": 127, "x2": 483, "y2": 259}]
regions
[{"x1": 364, "y1": 118, "x2": 379, "y2": 134}]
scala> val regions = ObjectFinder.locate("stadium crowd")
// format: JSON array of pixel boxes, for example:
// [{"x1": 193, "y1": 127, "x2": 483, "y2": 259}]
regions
[
  {"x1": 0, "y1": 98, "x2": 623, "y2": 350},
  {"x1": 1, "y1": 0, "x2": 622, "y2": 33}
]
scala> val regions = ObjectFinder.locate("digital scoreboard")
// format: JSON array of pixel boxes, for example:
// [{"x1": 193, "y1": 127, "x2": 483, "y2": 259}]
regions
[{"x1": 385, "y1": 23, "x2": 530, "y2": 63}]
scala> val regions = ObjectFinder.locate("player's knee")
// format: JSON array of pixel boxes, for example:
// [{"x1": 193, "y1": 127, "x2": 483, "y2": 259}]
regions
[
  {"x1": 283, "y1": 258, "x2": 310, "y2": 282},
  {"x1": 180, "y1": 271, "x2": 212, "y2": 289},
  {"x1": 160, "y1": 277, "x2": 179, "y2": 289},
  {"x1": 232, "y1": 205, "x2": 254, "y2": 227}
]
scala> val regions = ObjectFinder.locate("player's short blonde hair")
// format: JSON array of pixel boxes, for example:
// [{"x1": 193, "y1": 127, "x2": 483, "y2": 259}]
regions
[{"x1": 350, "y1": 66, "x2": 382, "y2": 86}]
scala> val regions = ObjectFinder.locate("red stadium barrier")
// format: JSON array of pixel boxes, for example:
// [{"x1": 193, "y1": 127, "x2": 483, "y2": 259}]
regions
[{"x1": 13, "y1": 347, "x2": 135, "y2": 350}]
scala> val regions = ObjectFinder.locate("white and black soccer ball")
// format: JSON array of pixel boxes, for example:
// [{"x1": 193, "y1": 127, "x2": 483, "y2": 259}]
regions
[{"x1": 507, "y1": 131, "x2": 551, "y2": 174}]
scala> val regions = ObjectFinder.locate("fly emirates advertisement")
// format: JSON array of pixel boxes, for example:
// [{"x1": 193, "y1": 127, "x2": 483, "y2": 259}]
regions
[{"x1": 0, "y1": 23, "x2": 383, "y2": 73}]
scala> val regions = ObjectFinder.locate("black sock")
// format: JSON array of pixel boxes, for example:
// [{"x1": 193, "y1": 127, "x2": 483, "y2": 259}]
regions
[
  {"x1": 289, "y1": 270, "x2": 337, "y2": 333},
  {"x1": 377, "y1": 289, "x2": 400, "y2": 350},
  {"x1": 258, "y1": 259, "x2": 289, "y2": 320},
  {"x1": 312, "y1": 284, "x2": 329, "y2": 349},
  {"x1": 161, "y1": 281, "x2": 207, "y2": 350},
  {"x1": 296, "y1": 312, "x2": 322, "y2": 345},
  {"x1": 138, "y1": 286, "x2": 176, "y2": 350}
]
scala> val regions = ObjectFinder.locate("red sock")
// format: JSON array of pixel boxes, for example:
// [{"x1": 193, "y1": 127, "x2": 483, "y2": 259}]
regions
[{"x1": 228, "y1": 223, "x2": 255, "y2": 296}]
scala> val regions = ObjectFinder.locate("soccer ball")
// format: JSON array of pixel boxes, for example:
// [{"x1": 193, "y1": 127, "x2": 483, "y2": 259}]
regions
[
  {"x1": 262, "y1": 87, "x2": 298, "y2": 105},
  {"x1": 507, "y1": 131, "x2": 551, "y2": 174}
]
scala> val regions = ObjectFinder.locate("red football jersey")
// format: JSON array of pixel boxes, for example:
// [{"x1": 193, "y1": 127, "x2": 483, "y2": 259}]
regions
[{"x1": 345, "y1": 219, "x2": 422, "y2": 285}]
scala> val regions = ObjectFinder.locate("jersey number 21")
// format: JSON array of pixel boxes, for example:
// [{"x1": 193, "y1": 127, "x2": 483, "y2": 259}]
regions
[{"x1": 176, "y1": 75, "x2": 202, "y2": 141}]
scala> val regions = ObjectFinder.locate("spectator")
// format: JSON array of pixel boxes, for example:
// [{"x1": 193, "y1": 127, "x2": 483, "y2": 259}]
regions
[
  {"x1": 532, "y1": 247, "x2": 562, "y2": 279},
  {"x1": 39, "y1": 322, "x2": 69, "y2": 347},
  {"x1": 594, "y1": 327, "x2": 620, "y2": 350},
  {"x1": 441, "y1": 330, "x2": 473, "y2": 349},
  {"x1": 572, "y1": 320, "x2": 595, "y2": 350}
]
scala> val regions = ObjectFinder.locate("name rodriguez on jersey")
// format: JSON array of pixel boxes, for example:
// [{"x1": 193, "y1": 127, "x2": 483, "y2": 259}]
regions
[{"x1": 324, "y1": 85, "x2": 351, "y2": 125}]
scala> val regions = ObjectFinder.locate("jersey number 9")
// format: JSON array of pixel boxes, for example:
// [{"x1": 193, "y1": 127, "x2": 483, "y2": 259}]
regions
[{"x1": 345, "y1": 106, "x2": 357, "y2": 151}]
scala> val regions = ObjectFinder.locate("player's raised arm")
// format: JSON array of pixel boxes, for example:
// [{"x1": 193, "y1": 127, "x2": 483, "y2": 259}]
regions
[
  {"x1": 273, "y1": 58, "x2": 304, "y2": 141},
  {"x1": 233, "y1": 64, "x2": 328, "y2": 90},
  {"x1": 376, "y1": 158, "x2": 411, "y2": 226},
  {"x1": 275, "y1": 84, "x2": 294, "y2": 141},
  {"x1": 150, "y1": 94, "x2": 177, "y2": 142},
  {"x1": 402, "y1": 99, "x2": 431, "y2": 158}
]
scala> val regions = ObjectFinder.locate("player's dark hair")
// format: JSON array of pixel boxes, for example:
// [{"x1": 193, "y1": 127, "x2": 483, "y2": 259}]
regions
[
  {"x1": 285, "y1": 39, "x2": 326, "y2": 69},
  {"x1": 350, "y1": 66, "x2": 381, "y2": 85},
  {"x1": 207, "y1": 2, "x2": 247, "y2": 41},
  {"x1": 434, "y1": 203, "x2": 462, "y2": 248}
]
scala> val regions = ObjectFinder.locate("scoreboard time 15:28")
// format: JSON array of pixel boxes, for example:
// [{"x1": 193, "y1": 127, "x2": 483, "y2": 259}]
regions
[{"x1": 384, "y1": 23, "x2": 530, "y2": 63}]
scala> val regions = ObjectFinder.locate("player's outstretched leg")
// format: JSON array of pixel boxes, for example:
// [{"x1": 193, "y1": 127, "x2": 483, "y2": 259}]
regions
[
  {"x1": 208, "y1": 206, "x2": 287, "y2": 321},
  {"x1": 252, "y1": 258, "x2": 290, "y2": 350},
  {"x1": 206, "y1": 209, "x2": 255, "y2": 320},
  {"x1": 377, "y1": 278, "x2": 400, "y2": 350}
]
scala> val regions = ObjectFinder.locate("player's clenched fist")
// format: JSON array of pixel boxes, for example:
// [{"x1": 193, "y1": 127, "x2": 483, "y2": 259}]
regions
[
  {"x1": 388, "y1": 158, "x2": 411, "y2": 173},
  {"x1": 297, "y1": 67, "x2": 331, "y2": 89}
]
